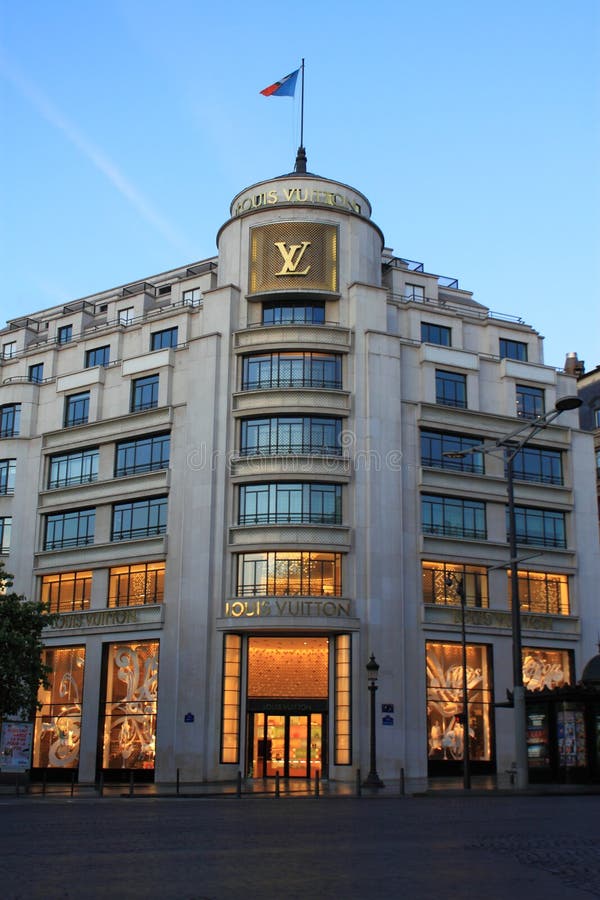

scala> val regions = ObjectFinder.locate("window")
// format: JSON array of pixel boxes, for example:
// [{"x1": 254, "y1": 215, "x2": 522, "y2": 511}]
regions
[
  {"x1": 404, "y1": 284, "x2": 425, "y2": 301},
  {"x1": 85, "y1": 345, "x2": 110, "y2": 368},
  {"x1": 242, "y1": 352, "x2": 342, "y2": 390},
  {"x1": 511, "y1": 446, "x2": 562, "y2": 485},
  {"x1": 0, "y1": 459, "x2": 16, "y2": 494},
  {"x1": 0, "y1": 404, "x2": 21, "y2": 437},
  {"x1": 500, "y1": 338, "x2": 528, "y2": 361},
  {"x1": 511, "y1": 506, "x2": 566, "y2": 548},
  {"x1": 108, "y1": 562, "x2": 165, "y2": 607},
  {"x1": 239, "y1": 416, "x2": 342, "y2": 456},
  {"x1": 421, "y1": 431, "x2": 484, "y2": 474},
  {"x1": 115, "y1": 433, "x2": 170, "y2": 477},
  {"x1": 48, "y1": 448, "x2": 99, "y2": 488},
  {"x1": 150, "y1": 327, "x2": 178, "y2": 350},
  {"x1": 426, "y1": 641, "x2": 494, "y2": 763},
  {"x1": 421, "y1": 322, "x2": 451, "y2": 346},
  {"x1": 41, "y1": 571, "x2": 92, "y2": 613},
  {"x1": 28, "y1": 363, "x2": 44, "y2": 383},
  {"x1": 158, "y1": 285, "x2": 171, "y2": 296},
  {"x1": 0, "y1": 516, "x2": 11, "y2": 552},
  {"x1": 508, "y1": 570, "x2": 569, "y2": 615},
  {"x1": 262, "y1": 300, "x2": 325, "y2": 325},
  {"x1": 422, "y1": 494, "x2": 486, "y2": 540},
  {"x1": 422, "y1": 562, "x2": 489, "y2": 607},
  {"x1": 435, "y1": 370, "x2": 467, "y2": 408},
  {"x1": 595, "y1": 409, "x2": 600, "y2": 429},
  {"x1": 239, "y1": 482, "x2": 342, "y2": 525},
  {"x1": 2, "y1": 341, "x2": 17, "y2": 359},
  {"x1": 131, "y1": 374, "x2": 159, "y2": 412},
  {"x1": 112, "y1": 496, "x2": 167, "y2": 541},
  {"x1": 118, "y1": 307, "x2": 135, "y2": 325},
  {"x1": 334, "y1": 634, "x2": 352, "y2": 765},
  {"x1": 44, "y1": 508, "x2": 95, "y2": 550},
  {"x1": 516, "y1": 384, "x2": 544, "y2": 420},
  {"x1": 64, "y1": 392, "x2": 90, "y2": 427},
  {"x1": 33, "y1": 646, "x2": 85, "y2": 769},
  {"x1": 522, "y1": 648, "x2": 572, "y2": 691},
  {"x1": 183, "y1": 288, "x2": 202, "y2": 305},
  {"x1": 220, "y1": 633, "x2": 242, "y2": 764},
  {"x1": 57, "y1": 324, "x2": 73, "y2": 344},
  {"x1": 237, "y1": 551, "x2": 342, "y2": 597}
]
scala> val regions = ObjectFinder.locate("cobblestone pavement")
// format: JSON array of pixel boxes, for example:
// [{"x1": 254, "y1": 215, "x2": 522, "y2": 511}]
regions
[{"x1": 1, "y1": 794, "x2": 599, "y2": 899}]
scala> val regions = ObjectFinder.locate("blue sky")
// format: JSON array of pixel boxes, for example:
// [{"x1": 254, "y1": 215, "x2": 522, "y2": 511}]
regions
[{"x1": 1, "y1": 0, "x2": 598, "y2": 371}]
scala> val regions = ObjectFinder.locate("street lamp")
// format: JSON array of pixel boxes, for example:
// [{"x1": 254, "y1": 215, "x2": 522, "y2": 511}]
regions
[
  {"x1": 445, "y1": 572, "x2": 471, "y2": 790},
  {"x1": 444, "y1": 395, "x2": 581, "y2": 791},
  {"x1": 363, "y1": 654, "x2": 385, "y2": 788}
]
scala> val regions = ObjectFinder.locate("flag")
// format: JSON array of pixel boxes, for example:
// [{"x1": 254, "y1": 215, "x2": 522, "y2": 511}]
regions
[{"x1": 260, "y1": 69, "x2": 299, "y2": 97}]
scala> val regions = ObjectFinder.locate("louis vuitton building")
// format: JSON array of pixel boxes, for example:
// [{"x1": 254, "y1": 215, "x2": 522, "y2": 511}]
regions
[{"x1": 1, "y1": 154, "x2": 598, "y2": 787}]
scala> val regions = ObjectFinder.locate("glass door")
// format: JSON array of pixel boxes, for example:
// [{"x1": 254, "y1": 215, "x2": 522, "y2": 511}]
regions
[{"x1": 248, "y1": 712, "x2": 324, "y2": 778}]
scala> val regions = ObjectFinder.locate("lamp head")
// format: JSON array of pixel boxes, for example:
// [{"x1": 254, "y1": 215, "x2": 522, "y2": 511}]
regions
[
  {"x1": 366, "y1": 653, "x2": 379, "y2": 683},
  {"x1": 554, "y1": 395, "x2": 582, "y2": 413}
]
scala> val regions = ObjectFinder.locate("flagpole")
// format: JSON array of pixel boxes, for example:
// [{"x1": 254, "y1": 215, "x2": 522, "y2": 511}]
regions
[{"x1": 300, "y1": 58, "x2": 305, "y2": 149}]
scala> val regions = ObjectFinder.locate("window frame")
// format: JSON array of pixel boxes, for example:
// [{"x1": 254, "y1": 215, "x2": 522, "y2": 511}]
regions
[
  {"x1": 85, "y1": 345, "x2": 110, "y2": 368},
  {"x1": 0, "y1": 516, "x2": 12, "y2": 552},
  {"x1": 435, "y1": 370, "x2": 467, "y2": 408},
  {"x1": 108, "y1": 562, "x2": 165, "y2": 607},
  {"x1": 64, "y1": 391, "x2": 90, "y2": 427},
  {"x1": 111, "y1": 496, "x2": 168, "y2": 541},
  {"x1": 44, "y1": 508, "x2": 95, "y2": 550},
  {"x1": 511, "y1": 445, "x2": 563, "y2": 485},
  {"x1": 422, "y1": 494, "x2": 487, "y2": 540},
  {"x1": 114, "y1": 432, "x2": 170, "y2": 477},
  {"x1": 2, "y1": 341, "x2": 17, "y2": 359},
  {"x1": 422, "y1": 561, "x2": 489, "y2": 608},
  {"x1": 239, "y1": 416, "x2": 343, "y2": 457},
  {"x1": 28, "y1": 363, "x2": 44, "y2": 383},
  {"x1": 57, "y1": 324, "x2": 73, "y2": 345},
  {"x1": 239, "y1": 482, "x2": 342, "y2": 525},
  {"x1": 236, "y1": 550, "x2": 342, "y2": 597},
  {"x1": 500, "y1": 338, "x2": 528, "y2": 361},
  {"x1": 150, "y1": 327, "x2": 178, "y2": 351},
  {"x1": 47, "y1": 448, "x2": 99, "y2": 489},
  {"x1": 0, "y1": 403, "x2": 21, "y2": 438},
  {"x1": 241, "y1": 351, "x2": 343, "y2": 391},
  {"x1": 420, "y1": 430, "x2": 484, "y2": 474},
  {"x1": 41, "y1": 570, "x2": 92, "y2": 613},
  {"x1": 0, "y1": 459, "x2": 16, "y2": 495},
  {"x1": 421, "y1": 322, "x2": 451, "y2": 346},
  {"x1": 131, "y1": 374, "x2": 159, "y2": 412},
  {"x1": 261, "y1": 300, "x2": 326, "y2": 325},
  {"x1": 511, "y1": 506, "x2": 567, "y2": 549},
  {"x1": 516, "y1": 384, "x2": 545, "y2": 420},
  {"x1": 509, "y1": 569, "x2": 570, "y2": 615}
]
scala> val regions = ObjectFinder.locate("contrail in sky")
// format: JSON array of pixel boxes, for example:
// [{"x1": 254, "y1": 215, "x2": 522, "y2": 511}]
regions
[{"x1": 0, "y1": 52, "x2": 196, "y2": 258}]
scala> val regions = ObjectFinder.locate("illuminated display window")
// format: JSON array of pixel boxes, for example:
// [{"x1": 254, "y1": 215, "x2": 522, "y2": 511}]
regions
[
  {"x1": 220, "y1": 634, "x2": 242, "y2": 764},
  {"x1": 108, "y1": 562, "x2": 165, "y2": 607},
  {"x1": 237, "y1": 551, "x2": 342, "y2": 597},
  {"x1": 422, "y1": 562, "x2": 488, "y2": 608},
  {"x1": 100, "y1": 641, "x2": 159, "y2": 771},
  {"x1": 508, "y1": 570, "x2": 570, "y2": 615},
  {"x1": 33, "y1": 647, "x2": 86, "y2": 768},
  {"x1": 426, "y1": 641, "x2": 494, "y2": 763},
  {"x1": 522, "y1": 647, "x2": 573, "y2": 692},
  {"x1": 334, "y1": 635, "x2": 352, "y2": 765},
  {"x1": 41, "y1": 571, "x2": 92, "y2": 613}
]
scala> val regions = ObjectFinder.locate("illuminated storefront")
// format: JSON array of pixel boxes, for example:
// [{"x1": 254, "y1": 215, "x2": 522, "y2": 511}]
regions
[{"x1": 33, "y1": 646, "x2": 86, "y2": 771}]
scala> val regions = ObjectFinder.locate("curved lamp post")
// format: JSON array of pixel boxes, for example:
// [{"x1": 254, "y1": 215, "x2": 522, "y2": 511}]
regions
[
  {"x1": 444, "y1": 395, "x2": 581, "y2": 791},
  {"x1": 363, "y1": 654, "x2": 385, "y2": 788}
]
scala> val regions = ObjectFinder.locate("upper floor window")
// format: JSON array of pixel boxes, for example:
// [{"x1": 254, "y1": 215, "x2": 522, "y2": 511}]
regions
[
  {"x1": 516, "y1": 384, "x2": 544, "y2": 420},
  {"x1": 108, "y1": 562, "x2": 165, "y2": 607},
  {"x1": 508, "y1": 570, "x2": 569, "y2": 615},
  {"x1": 422, "y1": 494, "x2": 486, "y2": 540},
  {"x1": 422, "y1": 562, "x2": 489, "y2": 608},
  {"x1": 239, "y1": 482, "x2": 342, "y2": 525},
  {"x1": 0, "y1": 516, "x2": 11, "y2": 552},
  {"x1": 239, "y1": 416, "x2": 342, "y2": 457},
  {"x1": 522, "y1": 647, "x2": 573, "y2": 692},
  {"x1": 85, "y1": 345, "x2": 110, "y2": 368},
  {"x1": 435, "y1": 370, "x2": 467, "y2": 408},
  {"x1": 0, "y1": 404, "x2": 21, "y2": 438},
  {"x1": 2, "y1": 341, "x2": 17, "y2": 359},
  {"x1": 242, "y1": 351, "x2": 342, "y2": 391},
  {"x1": 183, "y1": 288, "x2": 201, "y2": 305},
  {"x1": 421, "y1": 322, "x2": 451, "y2": 346},
  {"x1": 64, "y1": 392, "x2": 90, "y2": 427},
  {"x1": 115, "y1": 433, "x2": 170, "y2": 477},
  {"x1": 421, "y1": 430, "x2": 484, "y2": 474},
  {"x1": 41, "y1": 570, "x2": 92, "y2": 613},
  {"x1": 44, "y1": 508, "x2": 95, "y2": 550},
  {"x1": 111, "y1": 496, "x2": 168, "y2": 541},
  {"x1": 404, "y1": 284, "x2": 425, "y2": 301},
  {"x1": 511, "y1": 506, "x2": 566, "y2": 548},
  {"x1": 48, "y1": 448, "x2": 99, "y2": 489},
  {"x1": 0, "y1": 459, "x2": 16, "y2": 495},
  {"x1": 28, "y1": 363, "x2": 44, "y2": 383},
  {"x1": 131, "y1": 374, "x2": 158, "y2": 412},
  {"x1": 118, "y1": 307, "x2": 135, "y2": 325},
  {"x1": 57, "y1": 324, "x2": 73, "y2": 344},
  {"x1": 511, "y1": 446, "x2": 562, "y2": 485},
  {"x1": 237, "y1": 550, "x2": 342, "y2": 597},
  {"x1": 500, "y1": 338, "x2": 528, "y2": 361},
  {"x1": 595, "y1": 409, "x2": 600, "y2": 429},
  {"x1": 262, "y1": 300, "x2": 325, "y2": 326},
  {"x1": 151, "y1": 327, "x2": 178, "y2": 351}
]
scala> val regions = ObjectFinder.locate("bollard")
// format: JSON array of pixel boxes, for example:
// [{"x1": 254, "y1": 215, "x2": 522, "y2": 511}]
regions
[
  {"x1": 315, "y1": 771, "x2": 320, "y2": 799},
  {"x1": 275, "y1": 771, "x2": 280, "y2": 798},
  {"x1": 129, "y1": 770, "x2": 134, "y2": 797},
  {"x1": 400, "y1": 766, "x2": 405, "y2": 796},
  {"x1": 176, "y1": 767, "x2": 180, "y2": 796},
  {"x1": 98, "y1": 772, "x2": 104, "y2": 797},
  {"x1": 237, "y1": 770, "x2": 242, "y2": 798},
  {"x1": 71, "y1": 770, "x2": 76, "y2": 797},
  {"x1": 42, "y1": 769, "x2": 47, "y2": 796},
  {"x1": 356, "y1": 768, "x2": 362, "y2": 798},
  {"x1": 15, "y1": 773, "x2": 19, "y2": 797}
]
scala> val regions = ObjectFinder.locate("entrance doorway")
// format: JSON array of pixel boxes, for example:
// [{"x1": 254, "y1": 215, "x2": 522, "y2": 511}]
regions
[{"x1": 248, "y1": 711, "x2": 325, "y2": 778}]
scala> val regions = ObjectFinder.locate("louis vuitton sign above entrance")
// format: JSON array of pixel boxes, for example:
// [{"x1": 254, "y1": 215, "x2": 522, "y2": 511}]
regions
[{"x1": 249, "y1": 223, "x2": 338, "y2": 294}]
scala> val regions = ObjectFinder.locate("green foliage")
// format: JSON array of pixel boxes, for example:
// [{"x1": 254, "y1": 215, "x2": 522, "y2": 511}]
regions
[{"x1": 0, "y1": 563, "x2": 57, "y2": 722}]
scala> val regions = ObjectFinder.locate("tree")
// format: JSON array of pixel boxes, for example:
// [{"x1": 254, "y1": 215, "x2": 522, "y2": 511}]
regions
[{"x1": 0, "y1": 563, "x2": 56, "y2": 722}]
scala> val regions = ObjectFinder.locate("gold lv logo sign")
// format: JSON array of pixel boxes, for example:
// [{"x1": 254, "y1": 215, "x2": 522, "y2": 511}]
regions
[{"x1": 273, "y1": 241, "x2": 311, "y2": 276}]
